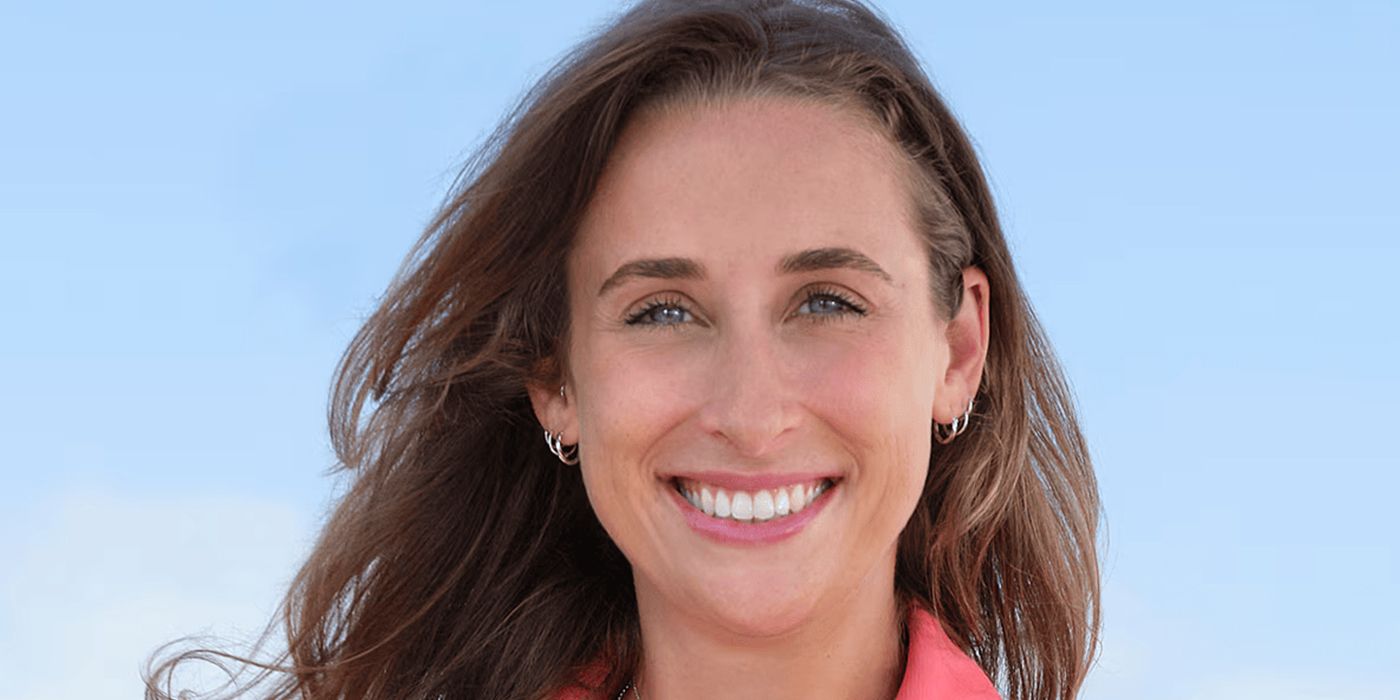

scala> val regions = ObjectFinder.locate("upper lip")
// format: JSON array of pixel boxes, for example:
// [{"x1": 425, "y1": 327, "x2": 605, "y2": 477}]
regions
[{"x1": 664, "y1": 470, "x2": 841, "y2": 491}]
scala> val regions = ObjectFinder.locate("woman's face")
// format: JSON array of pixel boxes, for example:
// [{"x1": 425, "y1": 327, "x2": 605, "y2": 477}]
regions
[{"x1": 530, "y1": 96, "x2": 984, "y2": 636}]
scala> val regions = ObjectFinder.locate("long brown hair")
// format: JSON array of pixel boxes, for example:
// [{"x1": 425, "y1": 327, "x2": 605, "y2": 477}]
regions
[{"x1": 146, "y1": 1, "x2": 1100, "y2": 698}]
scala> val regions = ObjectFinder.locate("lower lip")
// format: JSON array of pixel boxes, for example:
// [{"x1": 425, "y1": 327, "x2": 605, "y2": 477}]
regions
[{"x1": 665, "y1": 481, "x2": 837, "y2": 545}]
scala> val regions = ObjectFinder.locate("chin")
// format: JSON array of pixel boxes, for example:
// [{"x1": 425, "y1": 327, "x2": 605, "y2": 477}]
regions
[{"x1": 679, "y1": 563, "x2": 832, "y2": 638}]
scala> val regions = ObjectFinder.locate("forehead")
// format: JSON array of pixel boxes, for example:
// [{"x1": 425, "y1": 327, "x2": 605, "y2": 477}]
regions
[{"x1": 571, "y1": 96, "x2": 922, "y2": 285}]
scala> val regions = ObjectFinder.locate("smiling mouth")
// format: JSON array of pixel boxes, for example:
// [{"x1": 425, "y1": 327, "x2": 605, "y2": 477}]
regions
[{"x1": 671, "y1": 477, "x2": 838, "y2": 523}]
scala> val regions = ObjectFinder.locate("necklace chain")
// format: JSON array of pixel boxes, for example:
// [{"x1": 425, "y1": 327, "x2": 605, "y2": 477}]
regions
[{"x1": 615, "y1": 680, "x2": 640, "y2": 699}]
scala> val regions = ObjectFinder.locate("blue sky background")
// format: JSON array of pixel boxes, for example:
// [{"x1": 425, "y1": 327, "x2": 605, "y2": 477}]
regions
[{"x1": 1, "y1": 1, "x2": 1396, "y2": 698}]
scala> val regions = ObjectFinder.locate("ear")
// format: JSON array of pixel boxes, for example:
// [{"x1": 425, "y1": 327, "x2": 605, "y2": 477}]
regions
[
  {"x1": 526, "y1": 366, "x2": 580, "y2": 446},
  {"x1": 933, "y1": 266, "x2": 991, "y2": 423}
]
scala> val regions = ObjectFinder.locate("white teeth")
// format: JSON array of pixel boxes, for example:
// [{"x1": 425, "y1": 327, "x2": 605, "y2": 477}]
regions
[
  {"x1": 730, "y1": 491, "x2": 753, "y2": 521},
  {"x1": 714, "y1": 490, "x2": 732, "y2": 518},
  {"x1": 752, "y1": 490, "x2": 775, "y2": 521},
  {"x1": 789, "y1": 484, "x2": 806, "y2": 513},
  {"x1": 677, "y1": 478, "x2": 834, "y2": 523}
]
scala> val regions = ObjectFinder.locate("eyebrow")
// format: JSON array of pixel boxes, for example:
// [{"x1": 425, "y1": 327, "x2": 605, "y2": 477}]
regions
[{"x1": 597, "y1": 246, "x2": 893, "y2": 297}]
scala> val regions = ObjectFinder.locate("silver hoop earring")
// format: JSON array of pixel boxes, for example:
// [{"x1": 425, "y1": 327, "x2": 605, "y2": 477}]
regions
[
  {"x1": 934, "y1": 398, "x2": 975, "y2": 445},
  {"x1": 544, "y1": 428, "x2": 580, "y2": 465}
]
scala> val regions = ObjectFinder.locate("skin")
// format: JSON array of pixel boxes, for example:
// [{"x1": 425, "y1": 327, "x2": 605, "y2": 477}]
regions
[{"x1": 528, "y1": 96, "x2": 990, "y2": 699}]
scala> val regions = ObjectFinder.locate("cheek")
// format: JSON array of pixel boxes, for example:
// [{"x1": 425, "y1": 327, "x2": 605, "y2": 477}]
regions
[
  {"x1": 571, "y1": 340, "x2": 735, "y2": 573},
  {"x1": 575, "y1": 342, "x2": 700, "y2": 459},
  {"x1": 569, "y1": 341, "x2": 696, "y2": 531},
  {"x1": 801, "y1": 325, "x2": 937, "y2": 513},
  {"x1": 804, "y1": 324, "x2": 936, "y2": 440}
]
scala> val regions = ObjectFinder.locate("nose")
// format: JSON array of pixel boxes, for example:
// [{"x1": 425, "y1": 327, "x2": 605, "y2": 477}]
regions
[{"x1": 697, "y1": 323, "x2": 800, "y2": 458}]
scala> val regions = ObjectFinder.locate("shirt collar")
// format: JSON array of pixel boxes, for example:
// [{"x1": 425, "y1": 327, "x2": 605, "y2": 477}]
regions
[{"x1": 896, "y1": 606, "x2": 1001, "y2": 699}]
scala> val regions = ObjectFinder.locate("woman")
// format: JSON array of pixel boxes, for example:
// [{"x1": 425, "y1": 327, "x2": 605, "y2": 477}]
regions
[{"x1": 147, "y1": 1, "x2": 1100, "y2": 698}]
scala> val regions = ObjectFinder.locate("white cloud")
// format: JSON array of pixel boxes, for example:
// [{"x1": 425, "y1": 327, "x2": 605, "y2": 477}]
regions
[
  {"x1": 0, "y1": 485, "x2": 317, "y2": 700},
  {"x1": 1079, "y1": 577, "x2": 1400, "y2": 700}
]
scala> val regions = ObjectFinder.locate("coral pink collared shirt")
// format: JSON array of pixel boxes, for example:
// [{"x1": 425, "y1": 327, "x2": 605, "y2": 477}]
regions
[{"x1": 554, "y1": 606, "x2": 1001, "y2": 699}]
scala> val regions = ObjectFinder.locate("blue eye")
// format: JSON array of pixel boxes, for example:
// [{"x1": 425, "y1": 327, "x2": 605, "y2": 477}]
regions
[
  {"x1": 627, "y1": 302, "x2": 691, "y2": 326},
  {"x1": 625, "y1": 297, "x2": 693, "y2": 327},
  {"x1": 797, "y1": 287, "x2": 867, "y2": 318},
  {"x1": 624, "y1": 287, "x2": 867, "y2": 329}
]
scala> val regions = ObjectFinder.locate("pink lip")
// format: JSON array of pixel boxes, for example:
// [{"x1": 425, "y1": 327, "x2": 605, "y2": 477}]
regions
[
  {"x1": 664, "y1": 470, "x2": 840, "y2": 491},
  {"x1": 665, "y1": 480, "x2": 838, "y2": 546}
]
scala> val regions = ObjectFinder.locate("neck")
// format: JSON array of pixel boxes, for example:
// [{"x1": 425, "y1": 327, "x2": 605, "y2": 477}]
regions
[{"x1": 631, "y1": 548, "x2": 904, "y2": 700}]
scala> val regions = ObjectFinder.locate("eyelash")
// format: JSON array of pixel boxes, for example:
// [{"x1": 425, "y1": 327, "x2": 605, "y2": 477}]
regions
[{"x1": 623, "y1": 286, "x2": 869, "y2": 328}]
